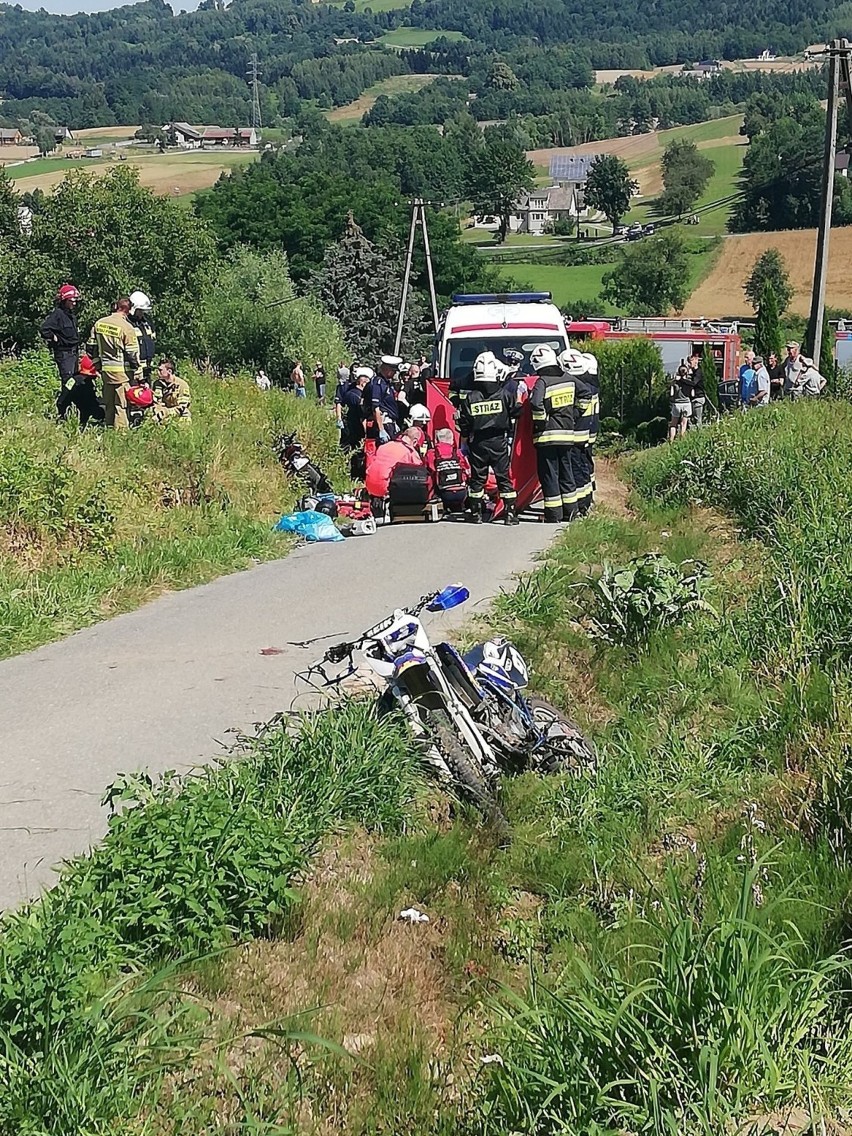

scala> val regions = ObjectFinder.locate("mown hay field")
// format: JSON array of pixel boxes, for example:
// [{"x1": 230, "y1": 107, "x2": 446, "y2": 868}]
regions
[{"x1": 684, "y1": 227, "x2": 852, "y2": 316}]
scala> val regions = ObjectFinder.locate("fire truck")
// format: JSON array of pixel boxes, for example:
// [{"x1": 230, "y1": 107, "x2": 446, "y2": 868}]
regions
[{"x1": 564, "y1": 317, "x2": 742, "y2": 383}]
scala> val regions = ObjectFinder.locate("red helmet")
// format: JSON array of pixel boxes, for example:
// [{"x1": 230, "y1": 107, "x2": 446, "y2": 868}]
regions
[
  {"x1": 126, "y1": 384, "x2": 153, "y2": 408},
  {"x1": 77, "y1": 354, "x2": 98, "y2": 378},
  {"x1": 57, "y1": 283, "x2": 80, "y2": 303}
]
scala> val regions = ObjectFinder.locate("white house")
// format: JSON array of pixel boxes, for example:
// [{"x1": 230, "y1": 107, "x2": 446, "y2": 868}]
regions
[
  {"x1": 514, "y1": 185, "x2": 579, "y2": 235},
  {"x1": 167, "y1": 123, "x2": 258, "y2": 148}
]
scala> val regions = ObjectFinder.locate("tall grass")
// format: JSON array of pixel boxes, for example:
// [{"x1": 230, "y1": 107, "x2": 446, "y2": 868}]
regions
[
  {"x1": 0, "y1": 703, "x2": 421, "y2": 1133},
  {"x1": 0, "y1": 351, "x2": 346, "y2": 657},
  {"x1": 481, "y1": 865, "x2": 852, "y2": 1136}
]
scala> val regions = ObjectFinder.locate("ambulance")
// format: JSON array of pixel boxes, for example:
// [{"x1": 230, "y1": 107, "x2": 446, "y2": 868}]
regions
[{"x1": 435, "y1": 292, "x2": 570, "y2": 386}]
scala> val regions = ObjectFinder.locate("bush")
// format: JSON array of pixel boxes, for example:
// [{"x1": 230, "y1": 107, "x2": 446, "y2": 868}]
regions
[
  {"x1": 202, "y1": 247, "x2": 347, "y2": 380},
  {"x1": 588, "y1": 553, "x2": 714, "y2": 648},
  {"x1": 585, "y1": 337, "x2": 667, "y2": 429}
]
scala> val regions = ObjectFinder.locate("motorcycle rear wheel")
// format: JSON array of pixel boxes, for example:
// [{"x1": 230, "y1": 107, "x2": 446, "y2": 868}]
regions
[
  {"x1": 527, "y1": 697, "x2": 597, "y2": 775},
  {"x1": 429, "y1": 711, "x2": 511, "y2": 843}
]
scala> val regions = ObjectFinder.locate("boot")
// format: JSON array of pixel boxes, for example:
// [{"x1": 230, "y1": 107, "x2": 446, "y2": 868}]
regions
[
  {"x1": 502, "y1": 503, "x2": 520, "y2": 526},
  {"x1": 466, "y1": 507, "x2": 483, "y2": 524}
]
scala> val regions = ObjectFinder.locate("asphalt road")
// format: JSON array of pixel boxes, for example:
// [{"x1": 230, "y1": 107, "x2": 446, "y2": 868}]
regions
[{"x1": 0, "y1": 519, "x2": 559, "y2": 910}]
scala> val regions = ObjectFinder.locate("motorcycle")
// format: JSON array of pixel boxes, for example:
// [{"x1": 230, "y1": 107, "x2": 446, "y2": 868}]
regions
[
  {"x1": 273, "y1": 432, "x2": 334, "y2": 496},
  {"x1": 301, "y1": 585, "x2": 595, "y2": 837}
]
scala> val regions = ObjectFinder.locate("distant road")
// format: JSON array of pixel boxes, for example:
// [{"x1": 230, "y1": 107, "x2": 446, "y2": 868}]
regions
[{"x1": 0, "y1": 519, "x2": 559, "y2": 909}]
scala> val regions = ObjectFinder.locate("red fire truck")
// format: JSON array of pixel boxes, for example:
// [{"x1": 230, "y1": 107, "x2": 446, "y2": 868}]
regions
[{"x1": 565, "y1": 317, "x2": 742, "y2": 383}]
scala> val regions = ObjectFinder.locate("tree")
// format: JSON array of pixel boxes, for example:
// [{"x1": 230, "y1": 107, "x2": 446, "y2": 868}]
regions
[
  {"x1": 0, "y1": 170, "x2": 20, "y2": 240},
  {"x1": 34, "y1": 128, "x2": 56, "y2": 157},
  {"x1": 753, "y1": 280, "x2": 783, "y2": 362},
  {"x1": 602, "y1": 231, "x2": 690, "y2": 315},
  {"x1": 584, "y1": 155, "x2": 638, "y2": 229},
  {"x1": 700, "y1": 344, "x2": 719, "y2": 410},
  {"x1": 467, "y1": 138, "x2": 534, "y2": 242},
  {"x1": 744, "y1": 248, "x2": 793, "y2": 315},
  {"x1": 804, "y1": 312, "x2": 835, "y2": 379},
  {"x1": 1, "y1": 166, "x2": 218, "y2": 355},
  {"x1": 487, "y1": 60, "x2": 519, "y2": 91},
  {"x1": 659, "y1": 139, "x2": 713, "y2": 215},
  {"x1": 308, "y1": 212, "x2": 430, "y2": 358},
  {"x1": 202, "y1": 247, "x2": 346, "y2": 377}
]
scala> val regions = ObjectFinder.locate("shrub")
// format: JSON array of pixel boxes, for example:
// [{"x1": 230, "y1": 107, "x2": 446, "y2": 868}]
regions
[{"x1": 588, "y1": 553, "x2": 714, "y2": 647}]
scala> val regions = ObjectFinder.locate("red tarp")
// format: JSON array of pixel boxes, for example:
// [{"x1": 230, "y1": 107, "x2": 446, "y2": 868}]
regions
[{"x1": 426, "y1": 378, "x2": 541, "y2": 518}]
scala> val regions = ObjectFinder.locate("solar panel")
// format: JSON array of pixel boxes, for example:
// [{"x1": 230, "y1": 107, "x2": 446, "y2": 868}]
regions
[{"x1": 548, "y1": 154, "x2": 601, "y2": 181}]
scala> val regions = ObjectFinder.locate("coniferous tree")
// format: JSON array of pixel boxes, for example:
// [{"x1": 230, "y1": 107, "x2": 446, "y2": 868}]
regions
[
  {"x1": 308, "y1": 213, "x2": 430, "y2": 359},
  {"x1": 753, "y1": 280, "x2": 783, "y2": 362}
]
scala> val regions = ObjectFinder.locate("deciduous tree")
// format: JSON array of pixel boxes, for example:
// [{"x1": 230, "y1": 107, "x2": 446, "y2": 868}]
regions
[
  {"x1": 744, "y1": 248, "x2": 793, "y2": 315},
  {"x1": 584, "y1": 155, "x2": 638, "y2": 229},
  {"x1": 603, "y1": 231, "x2": 690, "y2": 315},
  {"x1": 467, "y1": 137, "x2": 534, "y2": 242}
]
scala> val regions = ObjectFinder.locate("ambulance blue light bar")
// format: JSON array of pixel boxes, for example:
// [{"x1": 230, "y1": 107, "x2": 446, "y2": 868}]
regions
[{"x1": 451, "y1": 292, "x2": 553, "y2": 305}]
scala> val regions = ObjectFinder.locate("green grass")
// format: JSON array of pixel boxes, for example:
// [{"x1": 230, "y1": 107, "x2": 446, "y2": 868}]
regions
[
  {"x1": 0, "y1": 351, "x2": 345, "y2": 658},
  {"x1": 498, "y1": 261, "x2": 614, "y2": 310},
  {"x1": 379, "y1": 26, "x2": 467, "y2": 47},
  {"x1": 4, "y1": 155, "x2": 100, "y2": 178},
  {"x1": 628, "y1": 137, "x2": 746, "y2": 236},
  {"x1": 326, "y1": 72, "x2": 446, "y2": 123}
]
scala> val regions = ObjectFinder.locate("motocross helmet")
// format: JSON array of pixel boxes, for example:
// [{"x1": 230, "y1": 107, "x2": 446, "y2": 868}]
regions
[{"x1": 126, "y1": 384, "x2": 153, "y2": 408}]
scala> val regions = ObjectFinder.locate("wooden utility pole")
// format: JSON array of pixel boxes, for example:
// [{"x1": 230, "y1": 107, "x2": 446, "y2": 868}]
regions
[
  {"x1": 808, "y1": 42, "x2": 841, "y2": 372},
  {"x1": 394, "y1": 199, "x2": 440, "y2": 357}
]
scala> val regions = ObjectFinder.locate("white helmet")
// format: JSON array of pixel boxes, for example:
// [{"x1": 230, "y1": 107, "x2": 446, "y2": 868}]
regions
[
  {"x1": 559, "y1": 348, "x2": 588, "y2": 376},
  {"x1": 582, "y1": 352, "x2": 599, "y2": 376},
  {"x1": 473, "y1": 351, "x2": 502, "y2": 385},
  {"x1": 530, "y1": 344, "x2": 559, "y2": 372},
  {"x1": 409, "y1": 403, "x2": 430, "y2": 424},
  {"x1": 129, "y1": 290, "x2": 151, "y2": 313}
]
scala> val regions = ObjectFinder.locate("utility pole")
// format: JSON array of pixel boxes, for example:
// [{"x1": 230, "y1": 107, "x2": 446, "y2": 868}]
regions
[
  {"x1": 808, "y1": 39, "x2": 852, "y2": 371},
  {"x1": 247, "y1": 53, "x2": 262, "y2": 135},
  {"x1": 394, "y1": 198, "x2": 440, "y2": 357}
]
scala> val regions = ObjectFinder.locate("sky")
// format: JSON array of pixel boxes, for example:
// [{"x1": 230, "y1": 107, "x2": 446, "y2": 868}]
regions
[{"x1": 10, "y1": 0, "x2": 199, "y2": 12}]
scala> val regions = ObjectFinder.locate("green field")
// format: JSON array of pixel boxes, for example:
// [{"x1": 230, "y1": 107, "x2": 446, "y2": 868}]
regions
[
  {"x1": 627, "y1": 138, "x2": 746, "y2": 236},
  {"x1": 5, "y1": 156, "x2": 98, "y2": 178},
  {"x1": 380, "y1": 26, "x2": 467, "y2": 47},
  {"x1": 498, "y1": 261, "x2": 612, "y2": 310},
  {"x1": 327, "y1": 72, "x2": 446, "y2": 123}
]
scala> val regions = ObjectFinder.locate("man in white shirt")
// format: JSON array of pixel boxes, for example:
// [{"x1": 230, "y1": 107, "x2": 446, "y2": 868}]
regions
[
  {"x1": 783, "y1": 341, "x2": 805, "y2": 399},
  {"x1": 752, "y1": 356, "x2": 771, "y2": 407}
]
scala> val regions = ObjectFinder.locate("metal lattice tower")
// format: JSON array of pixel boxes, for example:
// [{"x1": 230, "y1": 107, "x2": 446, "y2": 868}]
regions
[{"x1": 248, "y1": 53, "x2": 262, "y2": 134}]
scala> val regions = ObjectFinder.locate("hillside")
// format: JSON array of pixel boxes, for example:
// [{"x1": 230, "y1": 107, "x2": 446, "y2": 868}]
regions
[{"x1": 0, "y1": 0, "x2": 840, "y2": 130}]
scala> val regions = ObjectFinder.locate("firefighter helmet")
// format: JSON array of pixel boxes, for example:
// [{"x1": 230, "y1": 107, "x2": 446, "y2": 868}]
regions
[
  {"x1": 472, "y1": 351, "x2": 502, "y2": 387},
  {"x1": 77, "y1": 354, "x2": 98, "y2": 377},
  {"x1": 129, "y1": 290, "x2": 152, "y2": 313},
  {"x1": 409, "y1": 403, "x2": 431, "y2": 425},
  {"x1": 529, "y1": 344, "x2": 559, "y2": 372},
  {"x1": 126, "y1": 384, "x2": 154, "y2": 408},
  {"x1": 558, "y1": 348, "x2": 588, "y2": 376},
  {"x1": 57, "y1": 283, "x2": 80, "y2": 303}
]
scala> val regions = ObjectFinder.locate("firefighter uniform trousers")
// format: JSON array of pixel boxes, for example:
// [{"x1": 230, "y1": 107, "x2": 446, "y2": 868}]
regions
[
  {"x1": 92, "y1": 312, "x2": 140, "y2": 430},
  {"x1": 459, "y1": 384, "x2": 518, "y2": 512},
  {"x1": 572, "y1": 376, "x2": 599, "y2": 514},
  {"x1": 530, "y1": 369, "x2": 576, "y2": 522}
]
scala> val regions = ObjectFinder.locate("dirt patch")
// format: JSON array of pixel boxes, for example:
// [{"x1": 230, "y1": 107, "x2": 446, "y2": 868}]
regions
[
  {"x1": 594, "y1": 456, "x2": 631, "y2": 517},
  {"x1": 683, "y1": 228, "x2": 852, "y2": 317},
  {"x1": 0, "y1": 145, "x2": 40, "y2": 164}
]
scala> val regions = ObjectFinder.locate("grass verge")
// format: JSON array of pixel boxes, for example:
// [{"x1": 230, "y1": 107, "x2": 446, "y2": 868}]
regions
[{"x1": 0, "y1": 351, "x2": 344, "y2": 658}]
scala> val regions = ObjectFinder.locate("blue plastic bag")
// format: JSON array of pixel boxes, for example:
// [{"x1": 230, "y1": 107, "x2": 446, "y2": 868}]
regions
[{"x1": 274, "y1": 509, "x2": 344, "y2": 542}]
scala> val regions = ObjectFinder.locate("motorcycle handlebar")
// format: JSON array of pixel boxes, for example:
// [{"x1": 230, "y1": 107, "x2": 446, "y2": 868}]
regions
[{"x1": 319, "y1": 590, "x2": 440, "y2": 665}]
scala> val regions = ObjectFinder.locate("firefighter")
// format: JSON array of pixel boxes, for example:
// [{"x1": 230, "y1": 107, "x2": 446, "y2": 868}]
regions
[
  {"x1": 39, "y1": 283, "x2": 82, "y2": 419},
  {"x1": 582, "y1": 352, "x2": 600, "y2": 509},
  {"x1": 127, "y1": 290, "x2": 156, "y2": 380},
  {"x1": 529, "y1": 344, "x2": 575, "y2": 523},
  {"x1": 91, "y1": 297, "x2": 141, "y2": 429},
  {"x1": 560, "y1": 348, "x2": 595, "y2": 516},
  {"x1": 152, "y1": 358, "x2": 192, "y2": 422},
  {"x1": 458, "y1": 351, "x2": 519, "y2": 525}
]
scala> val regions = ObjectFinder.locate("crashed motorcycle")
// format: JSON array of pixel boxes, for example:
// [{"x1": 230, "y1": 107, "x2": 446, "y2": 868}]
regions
[
  {"x1": 302, "y1": 585, "x2": 595, "y2": 836},
  {"x1": 273, "y1": 432, "x2": 334, "y2": 495}
]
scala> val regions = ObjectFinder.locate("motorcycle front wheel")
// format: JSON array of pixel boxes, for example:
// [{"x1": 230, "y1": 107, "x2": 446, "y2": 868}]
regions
[
  {"x1": 527, "y1": 697, "x2": 597, "y2": 775},
  {"x1": 428, "y1": 710, "x2": 511, "y2": 843}
]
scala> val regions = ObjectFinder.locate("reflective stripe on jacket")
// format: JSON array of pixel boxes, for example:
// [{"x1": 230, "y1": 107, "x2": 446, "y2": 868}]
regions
[
  {"x1": 529, "y1": 371, "x2": 575, "y2": 446},
  {"x1": 93, "y1": 313, "x2": 140, "y2": 381},
  {"x1": 573, "y1": 377, "x2": 599, "y2": 444}
]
